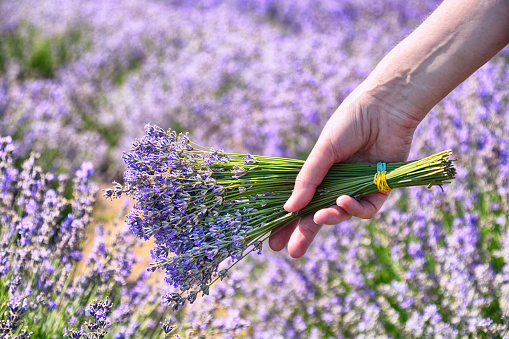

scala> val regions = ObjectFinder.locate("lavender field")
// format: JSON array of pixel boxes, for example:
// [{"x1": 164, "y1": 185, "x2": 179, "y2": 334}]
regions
[{"x1": 1, "y1": 0, "x2": 508, "y2": 338}]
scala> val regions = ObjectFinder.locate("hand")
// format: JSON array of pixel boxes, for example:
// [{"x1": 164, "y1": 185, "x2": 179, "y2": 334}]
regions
[{"x1": 268, "y1": 86, "x2": 422, "y2": 258}]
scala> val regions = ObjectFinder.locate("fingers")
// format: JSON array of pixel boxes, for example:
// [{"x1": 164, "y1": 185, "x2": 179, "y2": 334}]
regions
[
  {"x1": 286, "y1": 194, "x2": 388, "y2": 258},
  {"x1": 313, "y1": 192, "x2": 389, "y2": 225},
  {"x1": 313, "y1": 205, "x2": 353, "y2": 225},
  {"x1": 284, "y1": 110, "x2": 363, "y2": 214},
  {"x1": 269, "y1": 216, "x2": 322, "y2": 258},
  {"x1": 287, "y1": 215, "x2": 322, "y2": 259},
  {"x1": 269, "y1": 218, "x2": 300, "y2": 252},
  {"x1": 284, "y1": 143, "x2": 336, "y2": 213},
  {"x1": 336, "y1": 192, "x2": 390, "y2": 219},
  {"x1": 273, "y1": 192, "x2": 390, "y2": 258}
]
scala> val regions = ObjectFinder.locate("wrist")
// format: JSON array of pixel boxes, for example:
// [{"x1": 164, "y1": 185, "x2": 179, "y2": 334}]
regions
[
  {"x1": 374, "y1": 74, "x2": 430, "y2": 123},
  {"x1": 350, "y1": 72, "x2": 429, "y2": 130},
  {"x1": 356, "y1": 0, "x2": 509, "y2": 126}
]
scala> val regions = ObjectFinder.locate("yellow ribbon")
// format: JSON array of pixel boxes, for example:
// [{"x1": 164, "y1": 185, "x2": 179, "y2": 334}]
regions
[{"x1": 374, "y1": 162, "x2": 391, "y2": 192}]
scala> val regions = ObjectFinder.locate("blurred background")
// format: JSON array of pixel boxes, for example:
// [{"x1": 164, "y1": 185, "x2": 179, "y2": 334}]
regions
[{"x1": 1, "y1": 0, "x2": 509, "y2": 337}]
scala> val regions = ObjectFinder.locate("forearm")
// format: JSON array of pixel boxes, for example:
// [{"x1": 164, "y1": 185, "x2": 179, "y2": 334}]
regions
[{"x1": 363, "y1": 0, "x2": 509, "y2": 122}]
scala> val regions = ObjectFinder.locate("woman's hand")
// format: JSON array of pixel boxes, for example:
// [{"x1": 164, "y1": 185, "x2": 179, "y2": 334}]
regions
[{"x1": 268, "y1": 86, "x2": 422, "y2": 258}]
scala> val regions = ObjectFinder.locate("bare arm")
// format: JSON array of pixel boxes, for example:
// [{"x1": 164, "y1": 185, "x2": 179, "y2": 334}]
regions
[
  {"x1": 269, "y1": 0, "x2": 509, "y2": 258},
  {"x1": 369, "y1": 0, "x2": 509, "y2": 120}
]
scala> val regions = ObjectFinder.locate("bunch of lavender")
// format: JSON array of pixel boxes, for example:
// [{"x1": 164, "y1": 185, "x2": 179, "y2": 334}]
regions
[{"x1": 105, "y1": 124, "x2": 455, "y2": 309}]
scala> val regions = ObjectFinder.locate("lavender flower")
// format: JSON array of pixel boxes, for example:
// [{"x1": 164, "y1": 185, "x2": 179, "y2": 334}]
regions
[
  {"x1": 0, "y1": 298, "x2": 32, "y2": 338},
  {"x1": 159, "y1": 319, "x2": 175, "y2": 338},
  {"x1": 64, "y1": 298, "x2": 114, "y2": 339}
]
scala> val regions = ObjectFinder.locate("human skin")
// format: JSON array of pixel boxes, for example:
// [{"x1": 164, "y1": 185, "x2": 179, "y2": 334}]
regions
[{"x1": 269, "y1": 0, "x2": 509, "y2": 258}]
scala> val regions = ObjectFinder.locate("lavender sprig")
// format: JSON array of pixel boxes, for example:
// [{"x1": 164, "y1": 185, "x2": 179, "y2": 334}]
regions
[
  {"x1": 159, "y1": 319, "x2": 175, "y2": 338},
  {"x1": 0, "y1": 298, "x2": 32, "y2": 339},
  {"x1": 106, "y1": 124, "x2": 456, "y2": 309},
  {"x1": 64, "y1": 297, "x2": 114, "y2": 339}
]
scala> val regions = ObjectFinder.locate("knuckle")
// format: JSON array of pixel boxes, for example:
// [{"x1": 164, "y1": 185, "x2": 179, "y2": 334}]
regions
[
  {"x1": 301, "y1": 221, "x2": 321, "y2": 238},
  {"x1": 300, "y1": 225, "x2": 316, "y2": 239},
  {"x1": 361, "y1": 209, "x2": 376, "y2": 219},
  {"x1": 295, "y1": 171, "x2": 308, "y2": 186},
  {"x1": 323, "y1": 133, "x2": 342, "y2": 162},
  {"x1": 362, "y1": 212, "x2": 375, "y2": 219}
]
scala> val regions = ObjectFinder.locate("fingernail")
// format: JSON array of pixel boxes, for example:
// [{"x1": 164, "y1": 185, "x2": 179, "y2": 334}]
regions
[{"x1": 284, "y1": 197, "x2": 292, "y2": 210}]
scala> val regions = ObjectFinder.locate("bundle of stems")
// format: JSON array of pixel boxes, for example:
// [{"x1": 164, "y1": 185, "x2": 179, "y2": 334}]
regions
[{"x1": 105, "y1": 124, "x2": 456, "y2": 310}]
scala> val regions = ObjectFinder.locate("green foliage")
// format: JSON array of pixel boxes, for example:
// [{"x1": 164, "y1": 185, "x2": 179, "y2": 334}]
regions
[
  {"x1": 28, "y1": 39, "x2": 54, "y2": 78},
  {"x1": 0, "y1": 23, "x2": 88, "y2": 79},
  {"x1": 111, "y1": 55, "x2": 143, "y2": 86}
]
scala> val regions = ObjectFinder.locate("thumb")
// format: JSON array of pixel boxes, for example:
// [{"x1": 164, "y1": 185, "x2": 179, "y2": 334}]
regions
[
  {"x1": 284, "y1": 105, "x2": 366, "y2": 213},
  {"x1": 284, "y1": 137, "x2": 337, "y2": 213}
]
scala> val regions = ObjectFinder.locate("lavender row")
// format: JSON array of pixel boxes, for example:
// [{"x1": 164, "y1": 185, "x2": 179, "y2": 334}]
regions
[{"x1": 0, "y1": 136, "x2": 184, "y2": 338}]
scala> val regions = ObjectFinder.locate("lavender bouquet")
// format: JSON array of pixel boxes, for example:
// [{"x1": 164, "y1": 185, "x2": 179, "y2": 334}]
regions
[{"x1": 105, "y1": 124, "x2": 456, "y2": 310}]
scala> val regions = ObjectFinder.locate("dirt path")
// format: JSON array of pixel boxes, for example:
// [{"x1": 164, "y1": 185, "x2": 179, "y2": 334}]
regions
[{"x1": 81, "y1": 183, "x2": 158, "y2": 281}]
